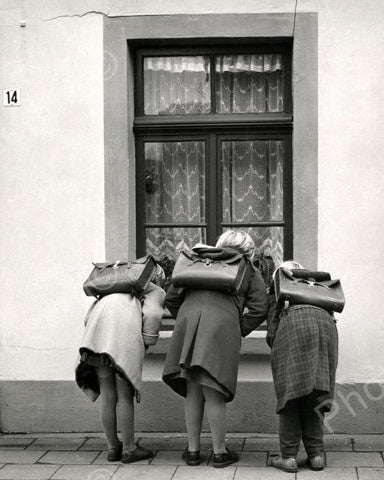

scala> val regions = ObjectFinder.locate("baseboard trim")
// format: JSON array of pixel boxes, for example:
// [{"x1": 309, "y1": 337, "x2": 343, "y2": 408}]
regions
[{"x1": 1, "y1": 380, "x2": 383, "y2": 434}]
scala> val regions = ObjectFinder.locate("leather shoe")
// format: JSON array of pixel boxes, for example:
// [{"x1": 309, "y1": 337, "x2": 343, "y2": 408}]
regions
[
  {"x1": 107, "y1": 441, "x2": 122, "y2": 462},
  {"x1": 213, "y1": 448, "x2": 239, "y2": 468},
  {"x1": 121, "y1": 444, "x2": 153, "y2": 463},
  {"x1": 271, "y1": 456, "x2": 298, "y2": 473},
  {"x1": 306, "y1": 454, "x2": 325, "y2": 471},
  {"x1": 182, "y1": 449, "x2": 201, "y2": 466}
]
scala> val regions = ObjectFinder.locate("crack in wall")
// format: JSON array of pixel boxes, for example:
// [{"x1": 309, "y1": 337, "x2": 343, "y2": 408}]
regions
[
  {"x1": 1, "y1": 344, "x2": 70, "y2": 351},
  {"x1": 42, "y1": 10, "x2": 111, "y2": 22}
]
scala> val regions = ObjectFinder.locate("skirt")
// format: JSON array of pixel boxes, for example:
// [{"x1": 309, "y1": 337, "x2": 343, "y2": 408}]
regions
[{"x1": 76, "y1": 349, "x2": 137, "y2": 401}]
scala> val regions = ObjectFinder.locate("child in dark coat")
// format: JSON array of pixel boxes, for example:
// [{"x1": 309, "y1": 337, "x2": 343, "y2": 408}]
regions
[
  {"x1": 162, "y1": 230, "x2": 269, "y2": 468},
  {"x1": 267, "y1": 261, "x2": 339, "y2": 473}
]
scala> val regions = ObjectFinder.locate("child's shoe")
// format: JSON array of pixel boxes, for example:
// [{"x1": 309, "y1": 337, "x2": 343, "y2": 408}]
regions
[
  {"x1": 182, "y1": 449, "x2": 201, "y2": 466},
  {"x1": 107, "y1": 441, "x2": 122, "y2": 462},
  {"x1": 213, "y1": 448, "x2": 239, "y2": 468},
  {"x1": 271, "y1": 456, "x2": 298, "y2": 473},
  {"x1": 121, "y1": 444, "x2": 153, "y2": 463},
  {"x1": 306, "y1": 454, "x2": 325, "y2": 471}
]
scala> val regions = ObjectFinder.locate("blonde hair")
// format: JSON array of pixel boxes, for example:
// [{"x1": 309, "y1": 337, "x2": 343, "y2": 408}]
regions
[{"x1": 216, "y1": 230, "x2": 255, "y2": 259}]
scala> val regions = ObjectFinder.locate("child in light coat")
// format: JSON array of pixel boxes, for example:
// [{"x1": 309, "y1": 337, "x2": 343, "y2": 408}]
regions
[{"x1": 76, "y1": 266, "x2": 165, "y2": 463}]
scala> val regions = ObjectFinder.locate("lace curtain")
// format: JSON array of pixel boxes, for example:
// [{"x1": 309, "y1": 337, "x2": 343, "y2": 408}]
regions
[
  {"x1": 145, "y1": 141, "x2": 206, "y2": 261},
  {"x1": 143, "y1": 54, "x2": 286, "y2": 268},
  {"x1": 216, "y1": 54, "x2": 284, "y2": 113},
  {"x1": 144, "y1": 54, "x2": 284, "y2": 115},
  {"x1": 222, "y1": 140, "x2": 284, "y2": 267},
  {"x1": 144, "y1": 56, "x2": 211, "y2": 115}
]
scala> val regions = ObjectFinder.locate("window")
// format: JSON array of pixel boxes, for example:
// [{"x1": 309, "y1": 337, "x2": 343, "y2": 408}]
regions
[{"x1": 134, "y1": 44, "x2": 293, "y2": 276}]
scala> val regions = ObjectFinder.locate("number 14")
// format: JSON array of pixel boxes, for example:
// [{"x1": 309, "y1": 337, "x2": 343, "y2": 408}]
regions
[{"x1": 4, "y1": 89, "x2": 21, "y2": 106}]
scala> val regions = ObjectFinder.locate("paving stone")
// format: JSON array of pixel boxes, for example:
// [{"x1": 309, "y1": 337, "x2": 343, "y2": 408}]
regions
[
  {"x1": 243, "y1": 436, "x2": 280, "y2": 451},
  {"x1": 0, "y1": 437, "x2": 36, "y2": 450},
  {"x1": 354, "y1": 435, "x2": 384, "y2": 451},
  {"x1": 326, "y1": 452, "x2": 383, "y2": 467},
  {"x1": 297, "y1": 467, "x2": 358, "y2": 479},
  {"x1": 112, "y1": 465, "x2": 177, "y2": 480},
  {"x1": 234, "y1": 466, "x2": 294, "y2": 479},
  {"x1": 0, "y1": 451, "x2": 46, "y2": 464},
  {"x1": 324, "y1": 434, "x2": 353, "y2": 451},
  {"x1": 137, "y1": 435, "x2": 243, "y2": 451},
  {"x1": 0, "y1": 464, "x2": 60, "y2": 479},
  {"x1": 357, "y1": 467, "x2": 384, "y2": 480},
  {"x1": 208, "y1": 451, "x2": 267, "y2": 467},
  {"x1": 92, "y1": 451, "x2": 151, "y2": 465},
  {"x1": 137, "y1": 436, "x2": 188, "y2": 451},
  {"x1": 27, "y1": 436, "x2": 87, "y2": 451},
  {"x1": 37, "y1": 451, "x2": 99, "y2": 465},
  {"x1": 172, "y1": 466, "x2": 236, "y2": 480},
  {"x1": 151, "y1": 450, "x2": 211, "y2": 466},
  {"x1": 52, "y1": 465, "x2": 118, "y2": 480},
  {"x1": 80, "y1": 437, "x2": 108, "y2": 451}
]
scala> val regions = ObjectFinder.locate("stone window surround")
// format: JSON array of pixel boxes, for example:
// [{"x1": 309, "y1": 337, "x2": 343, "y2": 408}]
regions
[{"x1": 103, "y1": 12, "x2": 317, "y2": 268}]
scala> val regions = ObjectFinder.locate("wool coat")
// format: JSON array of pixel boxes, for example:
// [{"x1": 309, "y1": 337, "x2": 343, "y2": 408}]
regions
[
  {"x1": 76, "y1": 283, "x2": 165, "y2": 401},
  {"x1": 267, "y1": 294, "x2": 338, "y2": 413},
  {"x1": 162, "y1": 252, "x2": 268, "y2": 402}
]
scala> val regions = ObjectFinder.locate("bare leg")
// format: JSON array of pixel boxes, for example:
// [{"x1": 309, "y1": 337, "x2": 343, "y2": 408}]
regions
[
  {"x1": 95, "y1": 366, "x2": 120, "y2": 449},
  {"x1": 185, "y1": 379, "x2": 205, "y2": 451},
  {"x1": 202, "y1": 385, "x2": 226, "y2": 454},
  {"x1": 115, "y1": 374, "x2": 135, "y2": 452}
]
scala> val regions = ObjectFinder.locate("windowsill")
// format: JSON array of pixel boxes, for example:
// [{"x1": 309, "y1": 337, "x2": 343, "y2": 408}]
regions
[{"x1": 146, "y1": 328, "x2": 270, "y2": 356}]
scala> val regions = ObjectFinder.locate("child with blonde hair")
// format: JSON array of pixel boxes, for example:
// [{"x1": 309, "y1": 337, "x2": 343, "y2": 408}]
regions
[{"x1": 163, "y1": 230, "x2": 268, "y2": 468}]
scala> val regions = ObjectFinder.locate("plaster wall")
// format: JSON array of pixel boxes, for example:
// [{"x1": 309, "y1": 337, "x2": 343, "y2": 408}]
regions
[
  {"x1": 0, "y1": 2, "x2": 105, "y2": 381},
  {"x1": 1, "y1": 0, "x2": 383, "y2": 388}
]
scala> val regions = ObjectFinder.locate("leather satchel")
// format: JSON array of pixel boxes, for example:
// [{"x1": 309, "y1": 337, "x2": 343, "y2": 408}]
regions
[
  {"x1": 171, "y1": 248, "x2": 252, "y2": 295},
  {"x1": 83, "y1": 256, "x2": 157, "y2": 297},
  {"x1": 274, "y1": 267, "x2": 345, "y2": 313}
]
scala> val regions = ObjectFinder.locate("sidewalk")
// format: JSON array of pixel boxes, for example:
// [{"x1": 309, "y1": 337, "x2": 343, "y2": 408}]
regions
[{"x1": 0, "y1": 433, "x2": 383, "y2": 479}]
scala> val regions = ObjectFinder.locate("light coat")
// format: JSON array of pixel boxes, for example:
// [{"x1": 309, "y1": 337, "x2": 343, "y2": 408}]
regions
[{"x1": 76, "y1": 283, "x2": 165, "y2": 401}]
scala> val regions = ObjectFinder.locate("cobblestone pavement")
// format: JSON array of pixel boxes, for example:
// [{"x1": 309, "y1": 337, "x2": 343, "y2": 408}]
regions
[{"x1": 0, "y1": 433, "x2": 383, "y2": 479}]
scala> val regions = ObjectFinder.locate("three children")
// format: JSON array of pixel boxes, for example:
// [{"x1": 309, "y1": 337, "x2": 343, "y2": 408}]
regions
[{"x1": 76, "y1": 235, "x2": 339, "y2": 472}]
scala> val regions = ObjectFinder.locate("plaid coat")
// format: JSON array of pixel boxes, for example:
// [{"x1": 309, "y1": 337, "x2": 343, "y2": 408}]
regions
[{"x1": 267, "y1": 295, "x2": 338, "y2": 413}]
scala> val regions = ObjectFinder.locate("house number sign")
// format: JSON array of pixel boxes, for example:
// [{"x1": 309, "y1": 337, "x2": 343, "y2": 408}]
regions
[{"x1": 4, "y1": 89, "x2": 21, "y2": 106}]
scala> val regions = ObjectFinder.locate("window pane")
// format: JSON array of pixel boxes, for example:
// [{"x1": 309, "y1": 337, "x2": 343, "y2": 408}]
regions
[
  {"x1": 215, "y1": 54, "x2": 285, "y2": 113},
  {"x1": 144, "y1": 141, "x2": 206, "y2": 223},
  {"x1": 221, "y1": 140, "x2": 284, "y2": 223},
  {"x1": 223, "y1": 226, "x2": 284, "y2": 269},
  {"x1": 144, "y1": 56, "x2": 211, "y2": 115}
]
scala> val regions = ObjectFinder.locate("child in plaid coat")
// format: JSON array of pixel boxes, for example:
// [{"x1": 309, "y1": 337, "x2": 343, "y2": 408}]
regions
[{"x1": 267, "y1": 261, "x2": 338, "y2": 473}]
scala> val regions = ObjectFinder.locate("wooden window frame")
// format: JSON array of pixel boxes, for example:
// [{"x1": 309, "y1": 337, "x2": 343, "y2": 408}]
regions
[{"x1": 134, "y1": 44, "x2": 293, "y2": 259}]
